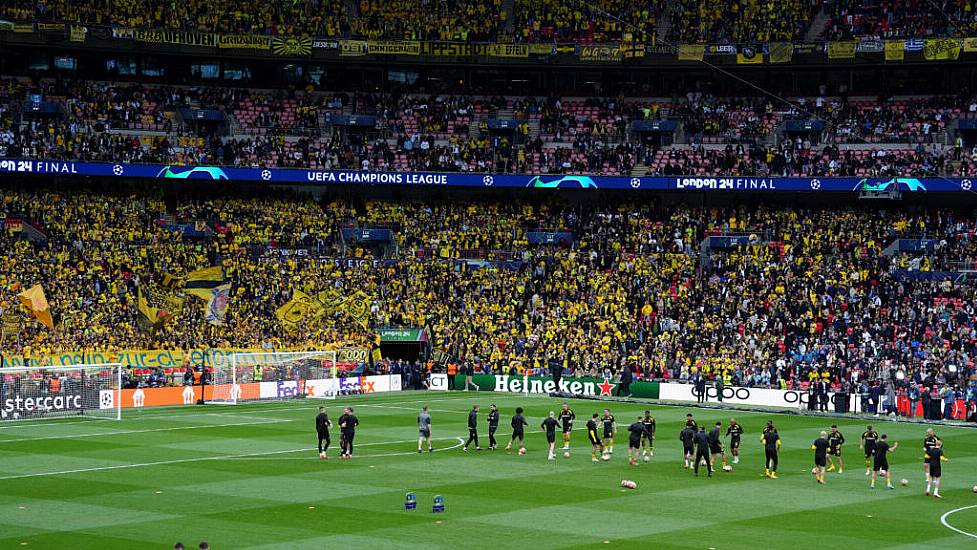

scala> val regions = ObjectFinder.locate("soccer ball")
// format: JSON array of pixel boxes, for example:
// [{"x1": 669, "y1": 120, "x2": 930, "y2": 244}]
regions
[
  {"x1": 602, "y1": 453, "x2": 611, "y2": 461},
  {"x1": 722, "y1": 465, "x2": 733, "y2": 472},
  {"x1": 811, "y1": 467, "x2": 818, "y2": 476},
  {"x1": 319, "y1": 452, "x2": 326, "y2": 459},
  {"x1": 972, "y1": 485, "x2": 977, "y2": 493},
  {"x1": 900, "y1": 479, "x2": 908, "y2": 486},
  {"x1": 643, "y1": 455, "x2": 651, "y2": 463},
  {"x1": 518, "y1": 448, "x2": 526, "y2": 455},
  {"x1": 620, "y1": 480, "x2": 637, "y2": 489},
  {"x1": 563, "y1": 451, "x2": 570, "y2": 459}
]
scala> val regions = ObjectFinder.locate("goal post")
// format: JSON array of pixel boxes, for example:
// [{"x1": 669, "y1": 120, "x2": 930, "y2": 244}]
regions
[
  {"x1": 0, "y1": 363, "x2": 122, "y2": 422},
  {"x1": 208, "y1": 351, "x2": 338, "y2": 405}
]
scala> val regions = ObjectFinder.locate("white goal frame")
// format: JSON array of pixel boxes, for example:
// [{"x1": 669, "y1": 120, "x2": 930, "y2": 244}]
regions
[
  {"x1": 0, "y1": 363, "x2": 122, "y2": 421},
  {"x1": 208, "y1": 350, "x2": 338, "y2": 405}
]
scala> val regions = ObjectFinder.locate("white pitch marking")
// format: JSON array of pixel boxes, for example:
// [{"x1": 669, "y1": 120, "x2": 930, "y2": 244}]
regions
[
  {"x1": 227, "y1": 437, "x2": 466, "y2": 460},
  {"x1": 0, "y1": 419, "x2": 292, "y2": 443},
  {"x1": 940, "y1": 504, "x2": 977, "y2": 540},
  {"x1": 0, "y1": 437, "x2": 460, "y2": 480}
]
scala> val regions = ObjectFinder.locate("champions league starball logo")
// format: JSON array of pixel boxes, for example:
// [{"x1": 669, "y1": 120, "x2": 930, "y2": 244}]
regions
[
  {"x1": 526, "y1": 175, "x2": 599, "y2": 189},
  {"x1": 155, "y1": 166, "x2": 230, "y2": 180}
]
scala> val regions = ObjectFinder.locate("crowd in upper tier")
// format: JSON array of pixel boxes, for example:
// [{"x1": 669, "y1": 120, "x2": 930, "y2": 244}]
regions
[
  {"x1": 0, "y1": 0, "x2": 975, "y2": 42},
  {"x1": 1, "y1": 185, "x2": 977, "y2": 404},
  {"x1": 4, "y1": 77, "x2": 977, "y2": 177}
]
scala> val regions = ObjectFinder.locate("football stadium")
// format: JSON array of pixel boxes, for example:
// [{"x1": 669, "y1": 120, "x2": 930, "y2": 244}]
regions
[{"x1": 2, "y1": 1, "x2": 977, "y2": 548}]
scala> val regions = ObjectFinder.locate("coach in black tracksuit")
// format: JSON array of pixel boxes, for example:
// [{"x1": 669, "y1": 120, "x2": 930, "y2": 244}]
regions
[
  {"x1": 315, "y1": 406, "x2": 332, "y2": 456},
  {"x1": 693, "y1": 426, "x2": 712, "y2": 477},
  {"x1": 487, "y1": 404, "x2": 500, "y2": 449},
  {"x1": 464, "y1": 405, "x2": 481, "y2": 451}
]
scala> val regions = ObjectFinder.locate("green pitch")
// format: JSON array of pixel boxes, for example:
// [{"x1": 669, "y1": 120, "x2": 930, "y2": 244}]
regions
[{"x1": 1, "y1": 392, "x2": 976, "y2": 549}]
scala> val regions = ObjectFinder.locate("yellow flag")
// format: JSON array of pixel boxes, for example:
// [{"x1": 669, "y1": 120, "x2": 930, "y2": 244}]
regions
[
  {"x1": 343, "y1": 291, "x2": 373, "y2": 329},
  {"x1": 885, "y1": 40, "x2": 905, "y2": 61},
  {"x1": 677, "y1": 44, "x2": 705, "y2": 61},
  {"x1": 17, "y1": 284, "x2": 53, "y2": 329},
  {"x1": 827, "y1": 41, "x2": 856, "y2": 59},
  {"x1": 924, "y1": 38, "x2": 962, "y2": 61}
]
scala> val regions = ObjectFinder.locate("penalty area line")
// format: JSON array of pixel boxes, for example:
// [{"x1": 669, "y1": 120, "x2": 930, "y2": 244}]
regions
[{"x1": 941, "y1": 504, "x2": 977, "y2": 540}]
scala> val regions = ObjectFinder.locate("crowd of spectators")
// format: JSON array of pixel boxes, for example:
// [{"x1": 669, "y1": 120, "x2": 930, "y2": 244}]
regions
[
  {"x1": 7, "y1": 78, "x2": 977, "y2": 177},
  {"x1": 824, "y1": 0, "x2": 977, "y2": 40},
  {"x1": 667, "y1": 0, "x2": 820, "y2": 43},
  {"x1": 4, "y1": 0, "x2": 977, "y2": 43},
  {"x1": 1, "y1": 186, "x2": 976, "y2": 407}
]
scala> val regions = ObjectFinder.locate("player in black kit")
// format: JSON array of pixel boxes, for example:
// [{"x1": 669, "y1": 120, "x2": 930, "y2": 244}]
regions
[
  {"x1": 692, "y1": 426, "x2": 712, "y2": 477},
  {"x1": 811, "y1": 431, "x2": 829, "y2": 484},
  {"x1": 640, "y1": 410, "x2": 656, "y2": 459},
  {"x1": 870, "y1": 434, "x2": 898, "y2": 489},
  {"x1": 601, "y1": 409, "x2": 616, "y2": 455},
  {"x1": 558, "y1": 403, "x2": 575, "y2": 450},
  {"x1": 505, "y1": 407, "x2": 528, "y2": 453},
  {"x1": 860, "y1": 425, "x2": 879, "y2": 476},
  {"x1": 541, "y1": 411, "x2": 560, "y2": 460},
  {"x1": 826, "y1": 425, "x2": 845, "y2": 474},
  {"x1": 680, "y1": 425, "x2": 696, "y2": 469},
  {"x1": 587, "y1": 413, "x2": 603, "y2": 462},
  {"x1": 487, "y1": 404, "x2": 500, "y2": 450},
  {"x1": 726, "y1": 418, "x2": 743, "y2": 464},
  {"x1": 925, "y1": 440, "x2": 948, "y2": 498},
  {"x1": 762, "y1": 421, "x2": 781, "y2": 478},
  {"x1": 315, "y1": 406, "x2": 332, "y2": 459},
  {"x1": 338, "y1": 406, "x2": 359, "y2": 459},
  {"x1": 464, "y1": 405, "x2": 481, "y2": 451},
  {"x1": 627, "y1": 416, "x2": 650, "y2": 466},
  {"x1": 708, "y1": 422, "x2": 727, "y2": 471},
  {"x1": 923, "y1": 428, "x2": 941, "y2": 482}
]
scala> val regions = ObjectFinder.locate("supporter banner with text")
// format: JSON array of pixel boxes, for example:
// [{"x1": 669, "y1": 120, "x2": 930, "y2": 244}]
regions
[
  {"x1": 367, "y1": 40, "x2": 421, "y2": 55},
  {"x1": 579, "y1": 44, "x2": 622, "y2": 62},
  {"x1": 0, "y1": 160, "x2": 974, "y2": 192},
  {"x1": 134, "y1": 30, "x2": 217, "y2": 47},
  {"x1": 885, "y1": 40, "x2": 905, "y2": 61},
  {"x1": 218, "y1": 34, "x2": 270, "y2": 50},
  {"x1": 272, "y1": 37, "x2": 311, "y2": 56},
  {"x1": 339, "y1": 40, "x2": 368, "y2": 57},
  {"x1": 924, "y1": 38, "x2": 962, "y2": 61},
  {"x1": 827, "y1": 41, "x2": 856, "y2": 59},
  {"x1": 0, "y1": 347, "x2": 372, "y2": 368}
]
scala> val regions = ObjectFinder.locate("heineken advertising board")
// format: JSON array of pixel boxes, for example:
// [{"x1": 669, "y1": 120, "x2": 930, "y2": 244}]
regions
[{"x1": 457, "y1": 374, "x2": 659, "y2": 399}]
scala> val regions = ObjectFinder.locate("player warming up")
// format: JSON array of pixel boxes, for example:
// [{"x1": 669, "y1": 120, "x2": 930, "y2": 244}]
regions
[
  {"x1": 558, "y1": 403, "x2": 575, "y2": 450},
  {"x1": 680, "y1": 423, "x2": 696, "y2": 469},
  {"x1": 338, "y1": 406, "x2": 359, "y2": 459},
  {"x1": 762, "y1": 421, "x2": 781, "y2": 478},
  {"x1": 505, "y1": 407, "x2": 528, "y2": 454},
  {"x1": 693, "y1": 426, "x2": 712, "y2": 477},
  {"x1": 923, "y1": 428, "x2": 941, "y2": 482},
  {"x1": 826, "y1": 424, "x2": 845, "y2": 474},
  {"x1": 587, "y1": 413, "x2": 604, "y2": 462},
  {"x1": 924, "y1": 440, "x2": 948, "y2": 498},
  {"x1": 316, "y1": 406, "x2": 332, "y2": 459},
  {"x1": 627, "y1": 416, "x2": 650, "y2": 466},
  {"x1": 812, "y1": 431, "x2": 829, "y2": 484},
  {"x1": 601, "y1": 409, "x2": 616, "y2": 457},
  {"x1": 726, "y1": 418, "x2": 743, "y2": 464},
  {"x1": 418, "y1": 406, "x2": 433, "y2": 453},
  {"x1": 870, "y1": 434, "x2": 898, "y2": 489},
  {"x1": 541, "y1": 411, "x2": 560, "y2": 460},
  {"x1": 708, "y1": 422, "x2": 727, "y2": 471},
  {"x1": 487, "y1": 404, "x2": 500, "y2": 450},
  {"x1": 464, "y1": 405, "x2": 481, "y2": 451},
  {"x1": 860, "y1": 425, "x2": 879, "y2": 476},
  {"x1": 641, "y1": 410, "x2": 656, "y2": 460}
]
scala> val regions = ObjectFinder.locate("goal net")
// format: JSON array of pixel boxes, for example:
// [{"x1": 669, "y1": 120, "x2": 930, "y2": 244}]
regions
[
  {"x1": 0, "y1": 363, "x2": 121, "y2": 422},
  {"x1": 207, "y1": 351, "x2": 338, "y2": 405}
]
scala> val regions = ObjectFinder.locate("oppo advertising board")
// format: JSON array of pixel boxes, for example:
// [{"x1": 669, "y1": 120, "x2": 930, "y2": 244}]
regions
[{"x1": 658, "y1": 383, "x2": 852, "y2": 410}]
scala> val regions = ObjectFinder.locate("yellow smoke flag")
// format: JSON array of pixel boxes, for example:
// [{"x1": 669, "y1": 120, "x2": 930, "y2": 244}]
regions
[{"x1": 18, "y1": 284, "x2": 54, "y2": 329}]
